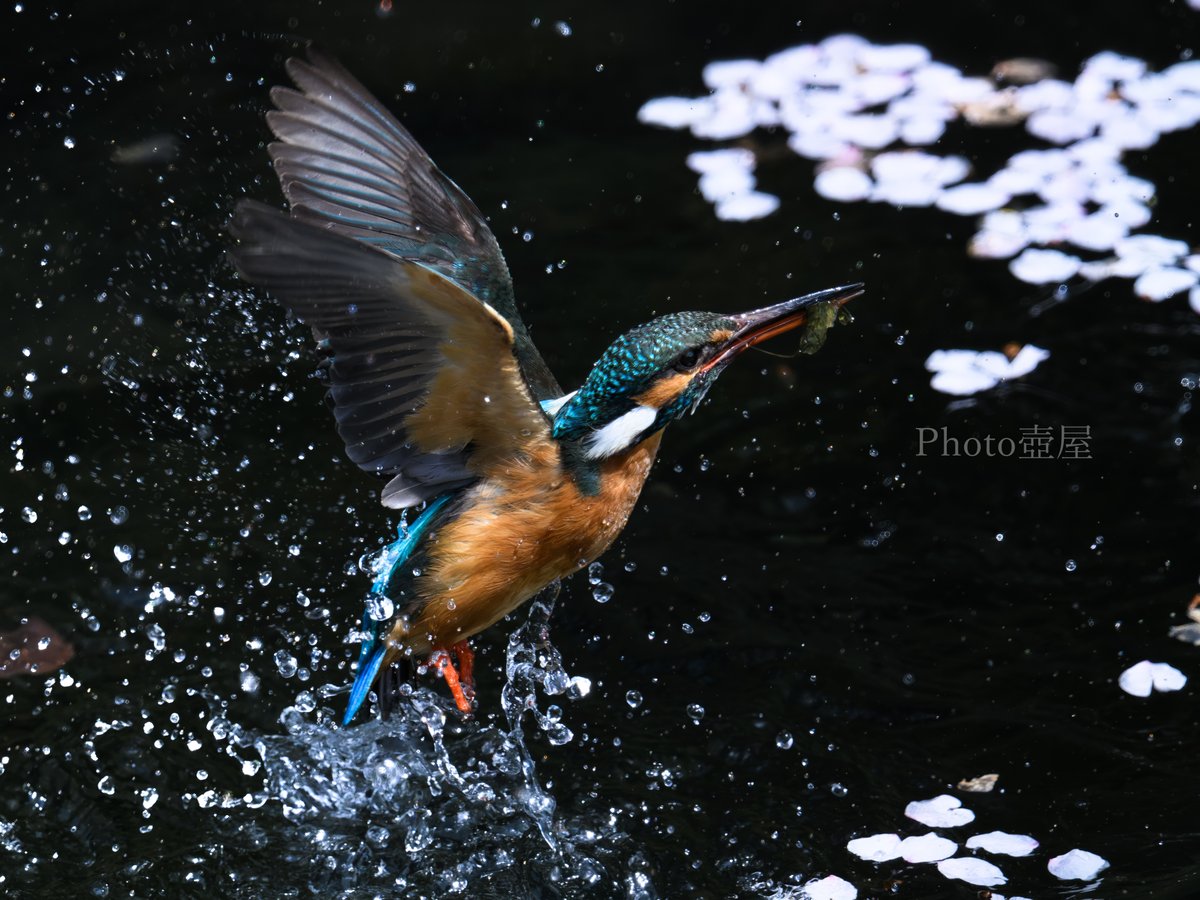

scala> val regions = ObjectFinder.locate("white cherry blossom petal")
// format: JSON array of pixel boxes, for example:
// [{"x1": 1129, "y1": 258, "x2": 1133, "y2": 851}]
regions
[
  {"x1": 846, "y1": 833, "x2": 902, "y2": 862},
  {"x1": 698, "y1": 168, "x2": 757, "y2": 202},
  {"x1": 936, "y1": 183, "x2": 1011, "y2": 215},
  {"x1": 686, "y1": 148, "x2": 756, "y2": 175},
  {"x1": 899, "y1": 833, "x2": 958, "y2": 863},
  {"x1": 966, "y1": 831, "x2": 1040, "y2": 857},
  {"x1": 802, "y1": 874, "x2": 858, "y2": 900},
  {"x1": 937, "y1": 858, "x2": 1007, "y2": 887},
  {"x1": 1133, "y1": 268, "x2": 1199, "y2": 302},
  {"x1": 702, "y1": 59, "x2": 762, "y2": 90},
  {"x1": 1048, "y1": 849, "x2": 1110, "y2": 880},
  {"x1": 814, "y1": 167, "x2": 874, "y2": 202},
  {"x1": 715, "y1": 191, "x2": 780, "y2": 221},
  {"x1": 1009, "y1": 248, "x2": 1081, "y2": 284},
  {"x1": 904, "y1": 795, "x2": 975, "y2": 828},
  {"x1": 637, "y1": 96, "x2": 713, "y2": 129}
]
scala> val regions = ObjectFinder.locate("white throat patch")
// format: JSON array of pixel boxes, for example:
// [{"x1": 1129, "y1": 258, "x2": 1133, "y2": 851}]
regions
[{"x1": 585, "y1": 405, "x2": 659, "y2": 459}]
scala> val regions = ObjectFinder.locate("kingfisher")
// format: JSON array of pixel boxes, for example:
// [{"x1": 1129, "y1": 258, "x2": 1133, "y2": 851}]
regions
[{"x1": 230, "y1": 48, "x2": 862, "y2": 725}]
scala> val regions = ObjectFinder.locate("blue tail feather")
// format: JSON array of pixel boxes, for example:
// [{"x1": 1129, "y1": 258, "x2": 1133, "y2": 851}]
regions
[
  {"x1": 343, "y1": 644, "x2": 387, "y2": 726},
  {"x1": 343, "y1": 493, "x2": 454, "y2": 726}
]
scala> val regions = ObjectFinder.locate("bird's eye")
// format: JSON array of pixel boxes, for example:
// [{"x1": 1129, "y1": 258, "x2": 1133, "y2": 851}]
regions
[{"x1": 674, "y1": 348, "x2": 702, "y2": 372}]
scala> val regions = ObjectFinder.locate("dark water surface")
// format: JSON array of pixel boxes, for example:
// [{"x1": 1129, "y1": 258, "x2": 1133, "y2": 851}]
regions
[{"x1": 3, "y1": 2, "x2": 1200, "y2": 897}]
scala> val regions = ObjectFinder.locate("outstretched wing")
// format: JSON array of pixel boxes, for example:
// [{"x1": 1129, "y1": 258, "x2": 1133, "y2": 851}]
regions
[
  {"x1": 265, "y1": 46, "x2": 559, "y2": 401},
  {"x1": 231, "y1": 202, "x2": 554, "y2": 509}
]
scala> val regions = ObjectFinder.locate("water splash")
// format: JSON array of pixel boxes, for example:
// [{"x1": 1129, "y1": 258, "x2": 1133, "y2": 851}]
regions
[{"x1": 212, "y1": 590, "x2": 618, "y2": 893}]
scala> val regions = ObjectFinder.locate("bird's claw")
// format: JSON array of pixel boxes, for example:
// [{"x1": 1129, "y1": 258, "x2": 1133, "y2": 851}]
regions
[{"x1": 431, "y1": 642, "x2": 476, "y2": 714}]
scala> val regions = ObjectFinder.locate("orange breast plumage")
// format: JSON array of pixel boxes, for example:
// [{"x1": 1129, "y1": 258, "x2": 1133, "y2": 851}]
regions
[{"x1": 382, "y1": 431, "x2": 663, "y2": 659}]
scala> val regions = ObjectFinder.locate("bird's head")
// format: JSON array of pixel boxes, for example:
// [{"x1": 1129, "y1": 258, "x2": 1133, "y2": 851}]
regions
[{"x1": 551, "y1": 283, "x2": 863, "y2": 459}]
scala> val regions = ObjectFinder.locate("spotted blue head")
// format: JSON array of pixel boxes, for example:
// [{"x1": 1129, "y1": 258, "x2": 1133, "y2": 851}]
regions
[{"x1": 551, "y1": 284, "x2": 863, "y2": 459}]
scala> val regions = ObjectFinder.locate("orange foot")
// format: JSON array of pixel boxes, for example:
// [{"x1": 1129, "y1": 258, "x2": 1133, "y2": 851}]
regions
[{"x1": 431, "y1": 641, "x2": 476, "y2": 713}]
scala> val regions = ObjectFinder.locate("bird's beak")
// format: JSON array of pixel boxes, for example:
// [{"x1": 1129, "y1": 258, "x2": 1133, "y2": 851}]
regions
[{"x1": 704, "y1": 283, "x2": 865, "y2": 371}]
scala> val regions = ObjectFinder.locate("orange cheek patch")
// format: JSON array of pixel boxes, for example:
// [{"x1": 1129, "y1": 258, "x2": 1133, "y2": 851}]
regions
[
  {"x1": 634, "y1": 371, "x2": 693, "y2": 409},
  {"x1": 709, "y1": 328, "x2": 734, "y2": 344}
]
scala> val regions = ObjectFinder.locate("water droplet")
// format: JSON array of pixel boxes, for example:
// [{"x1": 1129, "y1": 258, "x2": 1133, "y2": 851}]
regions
[
  {"x1": 63, "y1": 136, "x2": 75, "y2": 149},
  {"x1": 109, "y1": 506, "x2": 128, "y2": 525},
  {"x1": 591, "y1": 582, "x2": 614, "y2": 604},
  {"x1": 625, "y1": 690, "x2": 643, "y2": 709},
  {"x1": 686, "y1": 703, "x2": 705, "y2": 723},
  {"x1": 274, "y1": 650, "x2": 297, "y2": 678},
  {"x1": 97, "y1": 775, "x2": 115, "y2": 795},
  {"x1": 294, "y1": 691, "x2": 316, "y2": 713},
  {"x1": 366, "y1": 594, "x2": 394, "y2": 621},
  {"x1": 258, "y1": 570, "x2": 272, "y2": 586},
  {"x1": 77, "y1": 505, "x2": 91, "y2": 521},
  {"x1": 20, "y1": 507, "x2": 36, "y2": 523},
  {"x1": 113, "y1": 544, "x2": 132, "y2": 563},
  {"x1": 554, "y1": 20, "x2": 572, "y2": 36},
  {"x1": 776, "y1": 731, "x2": 794, "y2": 749},
  {"x1": 1065, "y1": 559, "x2": 1077, "y2": 572}
]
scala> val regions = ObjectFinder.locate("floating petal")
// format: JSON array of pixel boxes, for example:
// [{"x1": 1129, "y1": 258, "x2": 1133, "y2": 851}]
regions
[
  {"x1": 638, "y1": 96, "x2": 713, "y2": 129},
  {"x1": 802, "y1": 874, "x2": 858, "y2": 900},
  {"x1": 814, "y1": 167, "x2": 874, "y2": 202},
  {"x1": 1118, "y1": 659, "x2": 1188, "y2": 696},
  {"x1": 702, "y1": 59, "x2": 762, "y2": 90},
  {"x1": 1047, "y1": 849, "x2": 1110, "y2": 880},
  {"x1": 966, "y1": 831, "x2": 1040, "y2": 857},
  {"x1": 715, "y1": 191, "x2": 780, "y2": 221},
  {"x1": 936, "y1": 183, "x2": 1011, "y2": 215},
  {"x1": 1009, "y1": 248, "x2": 1081, "y2": 284},
  {"x1": 846, "y1": 833, "x2": 902, "y2": 862},
  {"x1": 699, "y1": 168, "x2": 757, "y2": 202},
  {"x1": 686, "y1": 148, "x2": 756, "y2": 175},
  {"x1": 937, "y1": 858, "x2": 1007, "y2": 887},
  {"x1": 899, "y1": 833, "x2": 958, "y2": 863},
  {"x1": 1133, "y1": 267, "x2": 1199, "y2": 302},
  {"x1": 904, "y1": 794, "x2": 976, "y2": 828},
  {"x1": 856, "y1": 43, "x2": 931, "y2": 73}
]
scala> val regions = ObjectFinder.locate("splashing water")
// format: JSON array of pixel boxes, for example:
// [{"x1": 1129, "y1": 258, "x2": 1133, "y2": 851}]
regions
[{"x1": 212, "y1": 590, "x2": 616, "y2": 894}]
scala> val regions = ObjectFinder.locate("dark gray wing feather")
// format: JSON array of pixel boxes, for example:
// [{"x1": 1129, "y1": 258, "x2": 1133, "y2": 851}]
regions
[
  {"x1": 231, "y1": 201, "x2": 479, "y2": 508},
  {"x1": 266, "y1": 46, "x2": 559, "y2": 400}
]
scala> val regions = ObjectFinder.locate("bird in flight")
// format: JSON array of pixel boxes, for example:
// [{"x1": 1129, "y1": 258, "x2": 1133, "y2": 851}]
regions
[{"x1": 230, "y1": 47, "x2": 861, "y2": 725}]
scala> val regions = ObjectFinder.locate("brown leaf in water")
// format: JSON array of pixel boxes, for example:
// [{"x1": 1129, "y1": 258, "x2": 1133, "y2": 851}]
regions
[
  {"x1": 957, "y1": 773, "x2": 999, "y2": 793},
  {"x1": 0, "y1": 617, "x2": 75, "y2": 678}
]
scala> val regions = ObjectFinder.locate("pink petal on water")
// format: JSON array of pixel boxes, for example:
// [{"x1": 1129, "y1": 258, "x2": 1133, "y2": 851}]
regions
[
  {"x1": 846, "y1": 833, "x2": 902, "y2": 862},
  {"x1": 1047, "y1": 849, "x2": 1110, "y2": 880},
  {"x1": 905, "y1": 794, "x2": 976, "y2": 827},
  {"x1": 936, "y1": 183, "x2": 1011, "y2": 215},
  {"x1": 965, "y1": 831, "x2": 1040, "y2": 857},
  {"x1": 1133, "y1": 267, "x2": 1199, "y2": 302},
  {"x1": 814, "y1": 168, "x2": 874, "y2": 202},
  {"x1": 714, "y1": 191, "x2": 780, "y2": 221},
  {"x1": 802, "y1": 874, "x2": 858, "y2": 900},
  {"x1": 899, "y1": 833, "x2": 958, "y2": 863},
  {"x1": 937, "y1": 857, "x2": 1007, "y2": 887},
  {"x1": 1009, "y1": 248, "x2": 1081, "y2": 284},
  {"x1": 637, "y1": 96, "x2": 714, "y2": 129}
]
